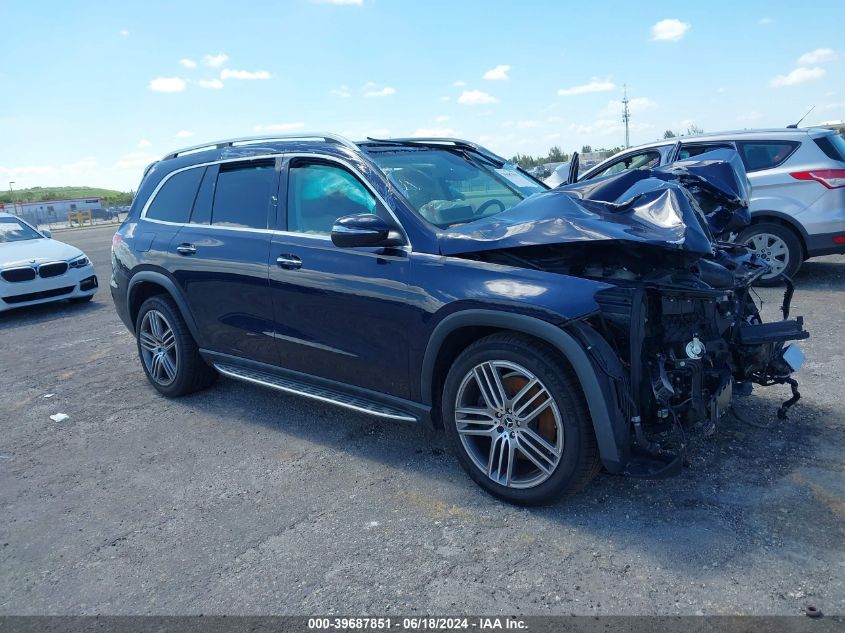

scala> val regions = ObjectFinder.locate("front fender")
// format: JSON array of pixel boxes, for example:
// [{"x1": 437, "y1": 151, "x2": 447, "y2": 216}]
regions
[{"x1": 421, "y1": 309, "x2": 630, "y2": 473}]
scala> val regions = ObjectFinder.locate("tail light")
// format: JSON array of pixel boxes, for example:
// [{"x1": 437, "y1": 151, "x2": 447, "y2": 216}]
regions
[
  {"x1": 111, "y1": 232, "x2": 123, "y2": 251},
  {"x1": 790, "y1": 169, "x2": 845, "y2": 189}
]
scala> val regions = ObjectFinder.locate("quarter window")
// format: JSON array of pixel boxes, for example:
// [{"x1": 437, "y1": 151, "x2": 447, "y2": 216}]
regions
[
  {"x1": 737, "y1": 141, "x2": 800, "y2": 172},
  {"x1": 211, "y1": 161, "x2": 276, "y2": 229},
  {"x1": 287, "y1": 162, "x2": 377, "y2": 235},
  {"x1": 146, "y1": 168, "x2": 204, "y2": 223},
  {"x1": 813, "y1": 135, "x2": 845, "y2": 162}
]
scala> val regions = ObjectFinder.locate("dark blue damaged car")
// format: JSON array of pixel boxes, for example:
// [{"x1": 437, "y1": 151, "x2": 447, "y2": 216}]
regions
[{"x1": 110, "y1": 134, "x2": 808, "y2": 505}]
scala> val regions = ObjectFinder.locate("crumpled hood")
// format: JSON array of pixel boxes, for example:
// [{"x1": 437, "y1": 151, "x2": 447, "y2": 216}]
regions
[
  {"x1": 439, "y1": 149, "x2": 750, "y2": 258},
  {"x1": 0, "y1": 238, "x2": 84, "y2": 267}
]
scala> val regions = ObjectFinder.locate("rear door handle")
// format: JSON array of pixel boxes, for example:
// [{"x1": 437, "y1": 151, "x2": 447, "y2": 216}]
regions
[
  {"x1": 276, "y1": 254, "x2": 302, "y2": 270},
  {"x1": 176, "y1": 243, "x2": 197, "y2": 256}
]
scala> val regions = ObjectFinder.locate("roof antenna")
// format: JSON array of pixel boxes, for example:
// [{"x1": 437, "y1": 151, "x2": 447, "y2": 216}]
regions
[{"x1": 787, "y1": 105, "x2": 815, "y2": 129}]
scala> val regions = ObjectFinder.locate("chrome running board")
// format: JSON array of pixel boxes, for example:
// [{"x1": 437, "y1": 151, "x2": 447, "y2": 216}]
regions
[{"x1": 213, "y1": 362, "x2": 418, "y2": 422}]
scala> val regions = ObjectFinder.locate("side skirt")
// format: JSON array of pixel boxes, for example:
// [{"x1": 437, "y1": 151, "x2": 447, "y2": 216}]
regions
[{"x1": 200, "y1": 350, "x2": 431, "y2": 424}]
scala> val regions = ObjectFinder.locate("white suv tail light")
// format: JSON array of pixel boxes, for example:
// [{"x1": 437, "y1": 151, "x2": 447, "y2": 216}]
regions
[{"x1": 790, "y1": 169, "x2": 845, "y2": 189}]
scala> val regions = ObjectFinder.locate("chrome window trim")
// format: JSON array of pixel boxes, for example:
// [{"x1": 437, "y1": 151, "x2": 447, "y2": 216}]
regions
[
  {"x1": 140, "y1": 152, "x2": 413, "y2": 250},
  {"x1": 140, "y1": 154, "x2": 280, "y2": 223}
]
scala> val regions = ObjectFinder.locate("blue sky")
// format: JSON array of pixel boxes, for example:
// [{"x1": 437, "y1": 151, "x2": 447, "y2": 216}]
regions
[{"x1": 1, "y1": 0, "x2": 843, "y2": 191}]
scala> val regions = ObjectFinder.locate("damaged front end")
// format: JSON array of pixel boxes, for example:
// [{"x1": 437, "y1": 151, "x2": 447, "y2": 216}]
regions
[{"x1": 446, "y1": 150, "x2": 809, "y2": 477}]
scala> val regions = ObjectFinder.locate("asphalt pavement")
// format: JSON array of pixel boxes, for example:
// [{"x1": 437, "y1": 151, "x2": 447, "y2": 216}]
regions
[{"x1": 1, "y1": 223, "x2": 843, "y2": 615}]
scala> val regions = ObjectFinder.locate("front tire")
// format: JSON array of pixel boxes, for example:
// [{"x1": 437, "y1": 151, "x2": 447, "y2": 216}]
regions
[
  {"x1": 442, "y1": 333, "x2": 600, "y2": 505},
  {"x1": 135, "y1": 295, "x2": 217, "y2": 397},
  {"x1": 738, "y1": 222, "x2": 803, "y2": 286}
]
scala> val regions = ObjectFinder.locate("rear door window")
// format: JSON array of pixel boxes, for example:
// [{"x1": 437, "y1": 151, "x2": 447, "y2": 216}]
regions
[
  {"x1": 593, "y1": 150, "x2": 661, "y2": 178},
  {"x1": 737, "y1": 141, "x2": 800, "y2": 172},
  {"x1": 146, "y1": 167, "x2": 204, "y2": 223},
  {"x1": 211, "y1": 161, "x2": 276, "y2": 229}
]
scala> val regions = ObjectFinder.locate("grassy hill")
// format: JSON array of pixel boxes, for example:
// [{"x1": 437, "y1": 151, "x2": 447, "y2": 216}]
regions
[{"x1": 0, "y1": 186, "x2": 133, "y2": 206}]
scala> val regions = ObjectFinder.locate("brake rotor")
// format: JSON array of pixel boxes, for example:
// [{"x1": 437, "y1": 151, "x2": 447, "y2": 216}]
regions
[{"x1": 502, "y1": 374, "x2": 557, "y2": 453}]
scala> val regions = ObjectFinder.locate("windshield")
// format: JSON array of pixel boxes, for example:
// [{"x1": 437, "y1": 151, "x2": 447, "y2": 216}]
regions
[
  {"x1": 0, "y1": 217, "x2": 43, "y2": 243},
  {"x1": 368, "y1": 149, "x2": 546, "y2": 228}
]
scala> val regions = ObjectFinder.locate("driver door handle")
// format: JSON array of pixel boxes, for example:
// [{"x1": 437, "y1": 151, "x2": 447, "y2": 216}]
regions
[
  {"x1": 276, "y1": 254, "x2": 302, "y2": 270},
  {"x1": 176, "y1": 243, "x2": 197, "y2": 256}
]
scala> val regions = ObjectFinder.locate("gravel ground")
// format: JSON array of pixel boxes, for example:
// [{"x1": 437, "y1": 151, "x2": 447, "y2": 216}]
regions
[{"x1": 1, "y1": 224, "x2": 843, "y2": 615}]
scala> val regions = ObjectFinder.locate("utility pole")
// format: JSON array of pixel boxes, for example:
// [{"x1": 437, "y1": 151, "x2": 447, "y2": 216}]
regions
[
  {"x1": 8, "y1": 182, "x2": 17, "y2": 216},
  {"x1": 622, "y1": 85, "x2": 631, "y2": 149}
]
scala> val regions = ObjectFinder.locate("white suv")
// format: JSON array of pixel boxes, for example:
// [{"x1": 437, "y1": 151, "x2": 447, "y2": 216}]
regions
[{"x1": 579, "y1": 128, "x2": 845, "y2": 284}]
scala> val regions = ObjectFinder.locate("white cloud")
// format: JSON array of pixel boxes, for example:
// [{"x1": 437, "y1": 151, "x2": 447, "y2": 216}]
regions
[
  {"x1": 413, "y1": 128, "x2": 457, "y2": 137},
  {"x1": 557, "y1": 79, "x2": 616, "y2": 97},
  {"x1": 331, "y1": 85, "x2": 351, "y2": 97},
  {"x1": 819, "y1": 102, "x2": 845, "y2": 111},
  {"x1": 198, "y1": 78, "x2": 224, "y2": 89},
  {"x1": 482, "y1": 65, "x2": 511, "y2": 81},
  {"x1": 435, "y1": 115, "x2": 450, "y2": 123},
  {"x1": 137, "y1": 139, "x2": 152, "y2": 148},
  {"x1": 175, "y1": 130, "x2": 194, "y2": 138},
  {"x1": 737, "y1": 111, "x2": 763, "y2": 122},
  {"x1": 452, "y1": 80, "x2": 466, "y2": 87},
  {"x1": 149, "y1": 77, "x2": 186, "y2": 93},
  {"x1": 457, "y1": 89, "x2": 498, "y2": 105},
  {"x1": 204, "y1": 53, "x2": 229, "y2": 68},
  {"x1": 362, "y1": 83, "x2": 396, "y2": 97},
  {"x1": 114, "y1": 151, "x2": 158, "y2": 171},
  {"x1": 310, "y1": 0, "x2": 363, "y2": 4},
  {"x1": 440, "y1": 96, "x2": 450, "y2": 102},
  {"x1": 770, "y1": 66, "x2": 825, "y2": 87},
  {"x1": 797, "y1": 48, "x2": 838, "y2": 65},
  {"x1": 179, "y1": 58, "x2": 197, "y2": 69},
  {"x1": 119, "y1": 29, "x2": 129, "y2": 36},
  {"x1": 758, "y1": 17, "x2": 774, "y2": 25},
  {"x1": 650, "y1": 18, "x2": 690, "y2": 42},
  {"x1": 221, "y1": 68, "x2": 271, "y2": 80},
  {"x1": 253, "y1": 122, "x2": 306, "y2": 132}
]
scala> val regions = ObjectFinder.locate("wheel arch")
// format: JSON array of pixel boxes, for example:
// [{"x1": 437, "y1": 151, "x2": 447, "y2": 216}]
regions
[
  {"x1": 127, "y1": 271, "x2": 202, "y2": 343},
  {"x1": 422, "y1": 310, "x2": 630, "y2": 473},
  {"x1": 746, "y1": 211, "x2": 808, "y2": 259}
]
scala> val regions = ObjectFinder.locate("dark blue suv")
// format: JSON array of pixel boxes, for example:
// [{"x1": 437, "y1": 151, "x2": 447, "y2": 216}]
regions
[{"x1": 111, "y1": 134, "x2": 808, "y2": 504}]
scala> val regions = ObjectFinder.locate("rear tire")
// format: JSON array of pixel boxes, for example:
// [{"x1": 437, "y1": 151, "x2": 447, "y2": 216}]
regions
[
  {"x1": 738, "y1": 222, "x2": 803, "y2": 286},
  {"x1": 135, "y1": 295, "x2": 217, "y2": 397},
  {"x1": 442, "y1": 333, "x2": 600, "y2": 506}
]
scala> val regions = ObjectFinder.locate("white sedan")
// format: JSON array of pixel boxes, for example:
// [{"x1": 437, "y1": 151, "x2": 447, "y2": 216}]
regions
[{"x1": 0, "y1": 212, "x2": 98, "y2": 313}]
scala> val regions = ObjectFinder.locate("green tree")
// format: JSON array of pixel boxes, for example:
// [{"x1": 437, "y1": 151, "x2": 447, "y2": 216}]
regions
[
  {"x1": 663, "y1": 129, "x2": 677, "y2": 139},
  {"x1": 685, "y1": 124, "x2": 704, "y2": 136},
  {"x1": 581, "y1": 145, "x2": 592, "y2": 154},
  {"x1": 548, "y1": 146, "x2": 564, "y2": 162}
]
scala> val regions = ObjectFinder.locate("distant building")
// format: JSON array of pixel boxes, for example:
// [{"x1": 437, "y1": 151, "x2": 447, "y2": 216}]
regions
[
  {"x1": 812, "y1": 120, "x2": 844, "y2": 133},
  {"x1": 0, "y1": 197, "x2": 104, "y2": 226}
]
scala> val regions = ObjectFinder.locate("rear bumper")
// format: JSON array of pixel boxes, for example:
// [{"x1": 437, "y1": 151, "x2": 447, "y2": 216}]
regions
[
  {"x1": 805, "y1": 230, "x2": 845, "y2": 257},
  {"x1": 110, "y1": 268, "x2": 134, "y2": 333}
]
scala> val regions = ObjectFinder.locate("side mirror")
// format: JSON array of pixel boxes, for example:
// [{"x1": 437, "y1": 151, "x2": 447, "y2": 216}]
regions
[
  {"x1": 41, "y1": 229, "x2": 52, "y2": 238},
  {"x1": 331, "y1": 213, "x2": 404, "y2": 248}
]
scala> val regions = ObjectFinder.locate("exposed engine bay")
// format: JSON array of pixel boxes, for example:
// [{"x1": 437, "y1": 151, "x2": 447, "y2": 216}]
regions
[{"x1": 452, "y1": 150, "x2": 809, "y2": 475}]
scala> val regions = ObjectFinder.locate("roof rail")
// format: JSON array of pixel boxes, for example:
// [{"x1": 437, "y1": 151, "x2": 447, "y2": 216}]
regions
[
  {"x1": 162, "y1": 133, "x2": 359, "y2": 160},
  {"x1": 364, "y1": 136, "x2": 508, "y2": 165}
]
